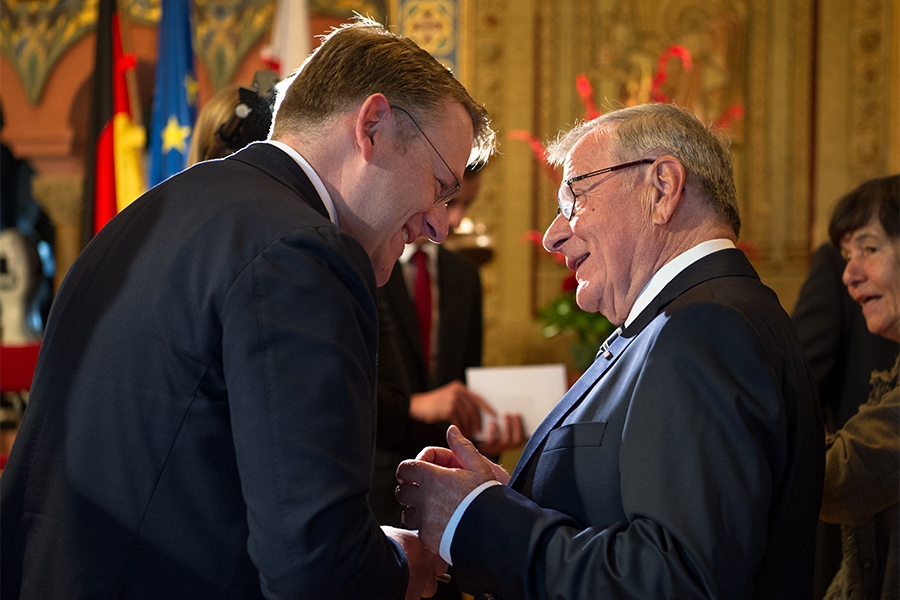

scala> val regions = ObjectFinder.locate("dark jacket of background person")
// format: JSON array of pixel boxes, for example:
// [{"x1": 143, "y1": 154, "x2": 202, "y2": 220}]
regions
[
  {"x1": 0, "y1": 143, "x2": 408, "y2": 599},
  {"x1": 372, "y1": 248, "x2": 482, "y2": 527}
]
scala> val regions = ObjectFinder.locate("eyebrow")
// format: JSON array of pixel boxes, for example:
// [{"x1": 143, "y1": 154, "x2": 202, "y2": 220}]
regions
[{"x1": 851, "y1": 231, "x2": 880, "y2": 244}]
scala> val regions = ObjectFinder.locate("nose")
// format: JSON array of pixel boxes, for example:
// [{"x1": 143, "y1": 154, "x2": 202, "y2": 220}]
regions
[
  {"x1": 422, "y1": 202, "x2": 450, "y2": 244},
  {"x1": 842, "y1": 254, "x2": 865, "y2": 288},
  {"x1": 542, "y1": 211, "x2": 572, "y2": 253}
]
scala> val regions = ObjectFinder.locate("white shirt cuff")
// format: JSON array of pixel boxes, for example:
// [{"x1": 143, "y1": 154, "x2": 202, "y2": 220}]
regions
[{"x1": 439, "y1": 480, "x2": 501, "y2": 565}]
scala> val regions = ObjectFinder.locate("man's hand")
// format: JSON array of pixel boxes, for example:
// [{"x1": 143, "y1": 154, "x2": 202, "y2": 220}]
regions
[
  {"x1": 382, "y1": 527, "x2": 447, "y2": 599},
  {"x1": 395, "y1": 426, "x2": 506, "y2": 553},
  {"x1": 409, "y1": 381, "x2": 495, "y2": 438},
  {"x1": 476, "y1": 413, "x2": 526, "y2": 457}
]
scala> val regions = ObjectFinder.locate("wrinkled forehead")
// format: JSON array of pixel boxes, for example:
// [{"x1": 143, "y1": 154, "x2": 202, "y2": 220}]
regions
[{"x1": 840, "y1": 215, "x2": 889, "y2": 250}]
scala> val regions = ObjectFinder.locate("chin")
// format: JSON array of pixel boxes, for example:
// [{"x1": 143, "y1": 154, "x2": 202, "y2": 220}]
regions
[
  {"x1": 871, "y1": 319, "x2": 900, "y2": 343},
  {"x1": 574, "y1": 289, "x2": 600, "y2": 315},
  {"x1": 375, "y1": 267, "x2": 393, "y2": 287}
]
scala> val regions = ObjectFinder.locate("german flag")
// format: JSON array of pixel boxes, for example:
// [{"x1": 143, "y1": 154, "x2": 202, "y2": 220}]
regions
[{"x1": 82, "y1": 0, "x2": 146, "y2": 247}]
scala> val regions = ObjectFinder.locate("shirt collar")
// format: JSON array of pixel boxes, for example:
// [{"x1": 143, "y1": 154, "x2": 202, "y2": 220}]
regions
[
  {"x1": 623, "y1": 239, "x2": 736, "y2": 328},
  {"x1": 266, "y1": 140, "x2": 339, "y2": 226}
]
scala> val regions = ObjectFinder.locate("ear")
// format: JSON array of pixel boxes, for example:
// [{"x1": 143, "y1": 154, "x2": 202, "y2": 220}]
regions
[
  {"x1": 354, "y1": 93, "x2": 393, "y2": 162},
  {"x1": 648, "y1": 155, "x2": 686, "y2": 226}
]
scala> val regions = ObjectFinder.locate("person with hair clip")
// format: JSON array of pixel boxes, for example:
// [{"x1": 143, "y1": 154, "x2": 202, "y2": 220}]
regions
[
  {"x1": 186, "y1": 85, "x2": 242, "y2": 166},
  {"x1": 187, "y1": 71, "x2": 280, "y2": 167}
]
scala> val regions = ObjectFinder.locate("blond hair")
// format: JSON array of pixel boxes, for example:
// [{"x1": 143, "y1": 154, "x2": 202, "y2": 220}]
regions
[{"x1": 187, "y1": 86, "x2": 241, "y2": 167}]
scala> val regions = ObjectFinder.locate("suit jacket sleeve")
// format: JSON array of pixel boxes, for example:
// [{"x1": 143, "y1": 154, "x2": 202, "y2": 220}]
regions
[
  {"x1": 452, "y1": 304, "x2": 788, "y2": 599},
  {"x1": 221, "y1": 224, "x2": 408, "y2": 599}
]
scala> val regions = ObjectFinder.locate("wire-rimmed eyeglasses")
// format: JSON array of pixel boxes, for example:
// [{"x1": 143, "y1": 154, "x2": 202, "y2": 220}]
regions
[
  {"x1": 391, "y1": 106, "x2": 461, "y2": 204},
  {"x1": 557, "y1": 158, "x2": 655, "y2": 220}
]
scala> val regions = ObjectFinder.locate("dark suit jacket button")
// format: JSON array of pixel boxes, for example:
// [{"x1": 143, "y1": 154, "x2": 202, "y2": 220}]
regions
[{"x1": 862, "y1": 559, "x2": 874, "y2": 570}]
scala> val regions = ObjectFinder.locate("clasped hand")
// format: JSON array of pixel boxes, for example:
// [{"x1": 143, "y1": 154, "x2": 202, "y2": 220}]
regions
[{"x1": 395, "y1": 425, "x2": 510, "y2": 554}]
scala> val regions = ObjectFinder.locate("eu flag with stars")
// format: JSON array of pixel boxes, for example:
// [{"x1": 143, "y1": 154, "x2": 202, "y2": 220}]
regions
[{"x1": 148, "y1": 0, "x2": 197, "y2": 186}]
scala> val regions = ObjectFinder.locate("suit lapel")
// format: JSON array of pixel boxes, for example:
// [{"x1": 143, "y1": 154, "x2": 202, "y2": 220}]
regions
[
  {"x1": 509, "y1": 331, "x2": 634, "y2": 485},
  {"x1": 509, "y1": 248, "x2": 758, "y2": 488}
]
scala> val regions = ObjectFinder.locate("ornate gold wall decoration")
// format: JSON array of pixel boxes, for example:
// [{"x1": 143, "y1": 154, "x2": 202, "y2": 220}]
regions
[
  {"x1": 0, "y1": 0, "x2": 97, "y2": 105},
  {"x1": 583, "y1": 0, "x2": 748, "y2": 140},
  {"x1": 468, "y1": 0, "x2": 854, "y2": 368},
  {"x1": 848, "y1": 0, "x2": 892, "y2": 183},
  {"x1": 463, "y1": 0, "x2": 509, "y2": 367},
  {"x1": 311, "y1": 0, "x2": 386, "y2": 21},
  {"x1": 397, "y1": 0, "x2": 459, "y2": 73},
  {"x1": 0, "y1": 0, "x2": 403, "y2": 104},
  {"x1": 123, "y1": 0, "x2": 161, "y2": 24},
  {"x1": 192, "y1": 0, "x2": 272, "y2": 91}
]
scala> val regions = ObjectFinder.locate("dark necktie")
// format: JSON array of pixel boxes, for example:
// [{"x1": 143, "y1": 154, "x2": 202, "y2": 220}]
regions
[{"x1": 413, "y1": 250, "x2": 432, "y2": 367}]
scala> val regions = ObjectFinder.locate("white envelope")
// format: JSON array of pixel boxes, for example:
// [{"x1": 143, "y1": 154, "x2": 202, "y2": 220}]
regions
[{"x1": 466, "y1": 363, "x2": 568, "y2": 438}]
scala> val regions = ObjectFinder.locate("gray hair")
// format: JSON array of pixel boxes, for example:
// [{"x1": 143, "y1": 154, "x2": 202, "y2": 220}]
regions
[{"x1": 547, "y1": 103, "x2": 740, "y2": 236}]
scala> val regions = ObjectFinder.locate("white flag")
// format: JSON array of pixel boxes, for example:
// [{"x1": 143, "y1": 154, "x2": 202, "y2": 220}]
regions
[{"x1": 261, "y1": 0, "x2": 311, "y2": 78}]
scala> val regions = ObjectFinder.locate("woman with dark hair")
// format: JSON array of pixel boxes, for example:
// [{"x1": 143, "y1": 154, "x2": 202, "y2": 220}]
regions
[{"x1": 820, "y1": 174, "x2": 899, "y2": 600}]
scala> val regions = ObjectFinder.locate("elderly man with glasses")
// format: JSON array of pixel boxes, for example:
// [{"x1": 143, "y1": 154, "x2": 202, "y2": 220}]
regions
[{"x1": 397, "y1": 103, "x2": 824, "y2": 599}]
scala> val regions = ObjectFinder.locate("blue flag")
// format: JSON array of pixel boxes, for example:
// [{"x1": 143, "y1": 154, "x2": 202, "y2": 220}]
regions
[{"x1": 148, "y1": 0, "x2": 196, "y2": 186}]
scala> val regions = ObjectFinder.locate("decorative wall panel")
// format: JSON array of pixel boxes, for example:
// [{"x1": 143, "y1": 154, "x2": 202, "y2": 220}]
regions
[
  {"x1": 395, "y1": 0, "x2": 460, "y2": 74},
  {"x1": 1, "y1": 0, "x2": 97, "y2": 104},
  {"x1": 464, "y1": 0, "x2": 899, "y2": 369}
]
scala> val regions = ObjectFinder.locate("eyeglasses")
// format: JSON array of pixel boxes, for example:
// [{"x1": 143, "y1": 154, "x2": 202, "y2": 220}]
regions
[
  {"x1": 391, "y1": 106, "x2": 461, "y2": 204},
  {"x1": 557, "y1": 158, "x2": 655, "y2": 220}
]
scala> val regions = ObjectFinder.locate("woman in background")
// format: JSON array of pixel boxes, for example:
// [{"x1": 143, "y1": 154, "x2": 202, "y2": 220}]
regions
[
  {"x1": 821, "y1": 174, "x2": 899, "y2": 600},
  {"x1": 186, "y1": 85, "x2": 241, "y2": 166}
]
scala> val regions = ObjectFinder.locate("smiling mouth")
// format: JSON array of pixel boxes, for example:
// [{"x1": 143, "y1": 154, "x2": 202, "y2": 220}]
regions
[
  {"x1": 858, "y1": 295, "x2": 881, "y2": 307},
  {"x1": 402, "y1": 227, "x2": 410, "y2": 244},
  {"x1": 574, "y1": 254, "x2": 589, "y2": 270}
]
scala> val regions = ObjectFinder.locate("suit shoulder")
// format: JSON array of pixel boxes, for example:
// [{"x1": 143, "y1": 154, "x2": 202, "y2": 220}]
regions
[
  {"x1": 665, "y1": 273, "x2": 788, "y2": 332},
  {"x1": 650, "y1": 283, "x2": 806, "y2": 380}
]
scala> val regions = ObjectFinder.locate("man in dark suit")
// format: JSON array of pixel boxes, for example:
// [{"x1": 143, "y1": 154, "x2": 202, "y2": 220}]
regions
[
  {"x1": 0, "y1": 18, "x2": 496, "y2": 600},
  {"x1": 397, "y1": 103, "x2": 824, "y2": 599}
]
